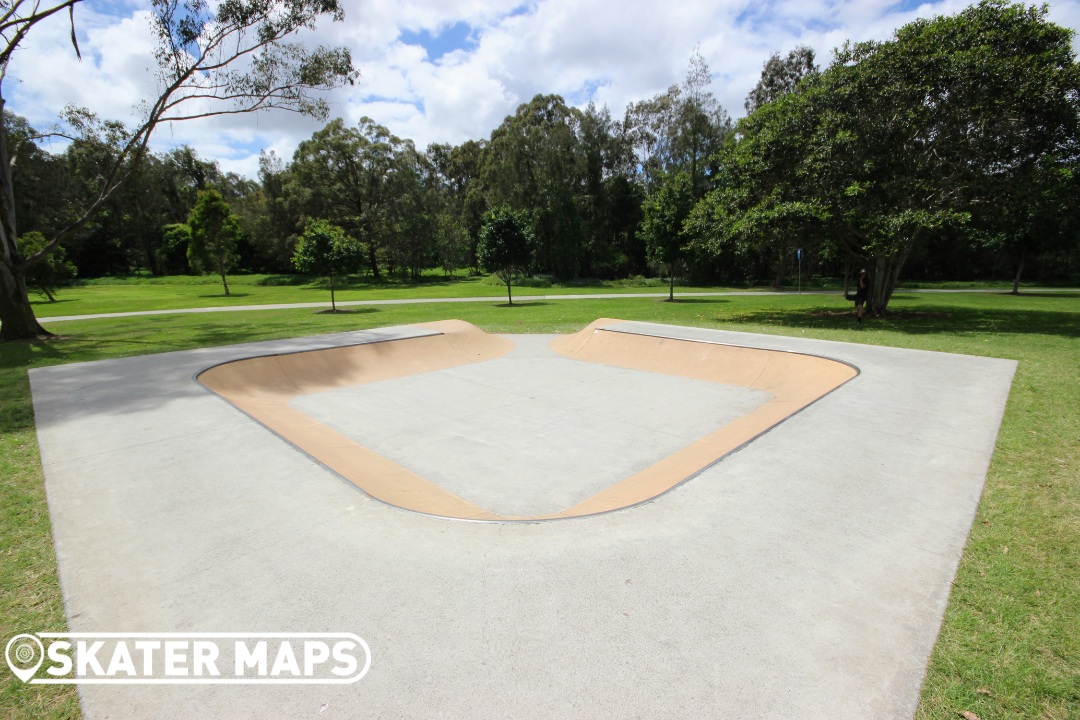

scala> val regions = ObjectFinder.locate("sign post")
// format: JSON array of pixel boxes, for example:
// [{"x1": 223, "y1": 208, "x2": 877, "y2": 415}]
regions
[{"x1": 797, "y1": 248, "x2": 802, "y2": 294}]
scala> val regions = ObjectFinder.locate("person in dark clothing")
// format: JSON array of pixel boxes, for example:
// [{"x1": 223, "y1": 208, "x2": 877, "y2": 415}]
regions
[{"x1": 854, "y1": 269, "x2": 870, "y2": 325}]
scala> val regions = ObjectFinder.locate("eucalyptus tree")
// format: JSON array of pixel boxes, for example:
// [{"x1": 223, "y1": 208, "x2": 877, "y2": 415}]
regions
[
  {"x1": 0, "y1": 0, "x2": 358, "y2": 340},
  {"x1": 244, "y1": 151, "x2": 303, "y2": 273},
  {"x1": 429, "y1": 139, "x2": 487, "y2": 272},
  {"x1": 289, "y1": 117, "x2": 414, "y2": 280},
  {"x1": 744, "y1": 46, "x2": 818, "y2": 114},
  {"x1": 625, "y1": 51, "x2": 731, "y2": 197},
  {"x1": 482, "y1": 94, "x2": 586, "y2": 278},
  {"x1": 577, "y1": 102, "x2": 642, "y2": 277}
]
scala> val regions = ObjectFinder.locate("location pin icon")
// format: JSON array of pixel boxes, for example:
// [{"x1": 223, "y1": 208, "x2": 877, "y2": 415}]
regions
[{"x1": 5, "y1": 634, "x2": 44, "y2": 683}]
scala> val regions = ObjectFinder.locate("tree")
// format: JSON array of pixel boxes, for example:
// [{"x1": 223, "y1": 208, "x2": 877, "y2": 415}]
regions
[
  {"x1": 289, "y1": 118, "x2": 412, "y2": 280},
  {"x1": 159, "y1": 222, "x2": 193, "y2": 275},
  {"x1": 687, "y1": 92, "x2": 829, "y2": 289},
  {"x1": 578, "y1": 102, "x2": 642, "y2": 278},
  {"x1": 744, "y1": 46, "x2": 818, "y2": 114},
  {"x1": 477, "y1": 207, "x2": 536, "y2": 305},
  {"x1": 819, "y1": 1, "x2": 1080, "y2": 312},
  {"x1": 187, "y1": 189, "x2": 241, "y2": 296},
  {"x1": 693, "y1": 1, "x2": 1080, "y2": 313},
  {"x1": 0, "y1": 0, "x2": 358, "y2": 340},
  {"x1": 483, "y1": 94, "x2": 586, "y2": 278},
  {"x1": 640, "y1": 171, "x2": 694, "y2": 301},
  {"x1": 17, "y1": 231, "x2": 75, "y2": 301},
  {"x1": 625, "y1": 52, "x2": 732, "y2": 196},
  {"x1": 291, "y1": 219, "x2": 363, "y2": 310}
]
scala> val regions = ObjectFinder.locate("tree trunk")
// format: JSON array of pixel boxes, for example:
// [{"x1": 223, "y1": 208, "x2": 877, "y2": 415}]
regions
[
  {"x1": 668, "y1": 266, "x2": 674, "y2": 301},
  {"x1": 507, "y1": 277, "x2": 513, "y2": 306},
  {"x1": 218, "y1": 265, "x2": 230, "y2": 296},
  {"x1": 773, "y1": 248, "x2": 787, "y2": 289},
  {"x1": 869, "y1": 252, "x2": 904, "y2": 315},
  {"x1": 1011, "y1": 249, "x2": 1026, "y2": 295},
  {"x1": 367, "y1": 243, "x2": 380, "y2": 281},
  {"x1": 0, "y1": 96, "x2": 50, "y2": 341},
  {"x1": 0, "y1": 260, "x2": 50, "y2": 340},
  {"x1": 330, "y1": 275, "x2": 337, "y2": 311}
]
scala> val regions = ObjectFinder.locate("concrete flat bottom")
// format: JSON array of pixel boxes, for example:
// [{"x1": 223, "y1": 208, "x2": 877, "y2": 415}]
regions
[
  {"x1": 292, "y1": 336, "x2": 772, "y2": 516},
  {"x1": 30, "y1": 321, "x2": 1016, "y2": 719}
]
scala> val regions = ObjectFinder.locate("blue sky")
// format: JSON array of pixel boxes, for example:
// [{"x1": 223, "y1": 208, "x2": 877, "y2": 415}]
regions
[
  {"x1": 7, "y1": 0, "x2": 1080, "y2": 178},
  {"x1": 400, "y1": 21, "x2": 479, "y2": 62}
]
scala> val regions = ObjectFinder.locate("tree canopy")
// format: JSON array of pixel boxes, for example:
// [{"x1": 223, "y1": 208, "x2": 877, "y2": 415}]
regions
[
  {"x1": 693, "y1": 0, "x2": 1080, "y2": 312},
  {"x1": 0, "y1": 0, "x2": 357, "y2": 340}
]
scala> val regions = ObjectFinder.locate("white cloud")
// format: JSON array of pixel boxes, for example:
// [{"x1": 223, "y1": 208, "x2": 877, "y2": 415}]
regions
[{"x1": 6, "y1": 0, "x2": 1080, "y2": 177}]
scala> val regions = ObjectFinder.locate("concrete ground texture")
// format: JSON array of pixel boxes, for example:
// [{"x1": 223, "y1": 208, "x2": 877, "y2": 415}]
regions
[{"x1": 29, "y1": 320, "x2": 1017, "y2": 719}]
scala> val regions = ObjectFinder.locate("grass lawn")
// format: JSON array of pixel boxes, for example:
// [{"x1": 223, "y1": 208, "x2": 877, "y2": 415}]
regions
[
  {"x1": 28, "y1": 272, "x2": 757, "y2": 318},
  {"x1": 27, "y1": 272, "x2": 1053, "y2": 319},
  {"x1": 1, "y1": 290, "x2": 1077, "y2": 719}
]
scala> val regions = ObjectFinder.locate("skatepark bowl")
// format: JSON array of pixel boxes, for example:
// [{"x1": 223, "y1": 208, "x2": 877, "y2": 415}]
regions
[{"x1": 196, "y1": 319, "x2": 858, "y2": 521}]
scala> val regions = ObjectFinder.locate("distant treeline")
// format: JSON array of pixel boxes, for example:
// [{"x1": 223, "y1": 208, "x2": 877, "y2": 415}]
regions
[{"x1": 12, "y1": 1, "x2": 1080, "y2": 302}]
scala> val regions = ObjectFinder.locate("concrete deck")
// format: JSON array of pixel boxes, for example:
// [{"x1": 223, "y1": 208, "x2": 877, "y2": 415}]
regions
[{"x1": 30, "y1": 320, "x2": 1017, "y2": 719}]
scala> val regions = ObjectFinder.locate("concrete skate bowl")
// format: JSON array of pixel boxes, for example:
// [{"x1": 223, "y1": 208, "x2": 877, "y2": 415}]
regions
[{"x1": 197, "y1": 319, "x2": 858, "y2": 521}]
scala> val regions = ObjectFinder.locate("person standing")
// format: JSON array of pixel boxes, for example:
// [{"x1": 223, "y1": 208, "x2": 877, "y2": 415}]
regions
[{"x1": 854, "y1": 269, "x2": 870, "y2": 325}]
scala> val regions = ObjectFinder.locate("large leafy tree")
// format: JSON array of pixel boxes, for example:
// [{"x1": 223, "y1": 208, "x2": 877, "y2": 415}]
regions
[
  {"x1": 694, "y1": 1, "x2": 1080, "y2": 313},
  {"x1": 687, "y1": 77, "x2": 828, "y2": 288},
  {"x1": 477, "y1": 206, "x2": 536, "y2": 306},
  {"x1": 821, "y1": 1, "x2": 1080, "y2": 312},
  {"x1": 0, "y1": 0, "x2": 358, "y2": 340}
]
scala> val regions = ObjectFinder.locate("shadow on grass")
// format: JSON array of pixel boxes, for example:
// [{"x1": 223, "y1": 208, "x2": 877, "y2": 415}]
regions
[
  {"x1": 28, "y1": 298, "x2": 77, "y2": 307},
  {"x1": 724, "y1": 303, "x2": 1080, "y2": 338},
  {"x1": 197, "y1": 292, "x2": 251, "y2": 299},
  {"x1": 661, "y1": 298, "x2": 731, "y2": 305},
  {"x1": 314, "y1": 307, "x2": 378, "y2": 315},
  {"x1": 489, "y1": 300, "x2": 553, "y2": 308}
]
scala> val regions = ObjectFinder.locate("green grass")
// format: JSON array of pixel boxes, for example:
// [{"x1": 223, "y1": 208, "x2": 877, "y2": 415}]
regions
[
  {"x1": 29, "y1": 273, "x2": 761, "y2": 318},
  {"x1": 1, "y1": 290, "x2": 1077, "y2": 719},
  {"x1": 30, "y1": 272, "x2": 1055, "y2": 319}
]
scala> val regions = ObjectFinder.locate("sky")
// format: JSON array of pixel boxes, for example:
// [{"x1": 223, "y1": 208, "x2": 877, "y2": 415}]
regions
[{"x1": 7, "y1": 0, "x2": 1080, "y2": 179}]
